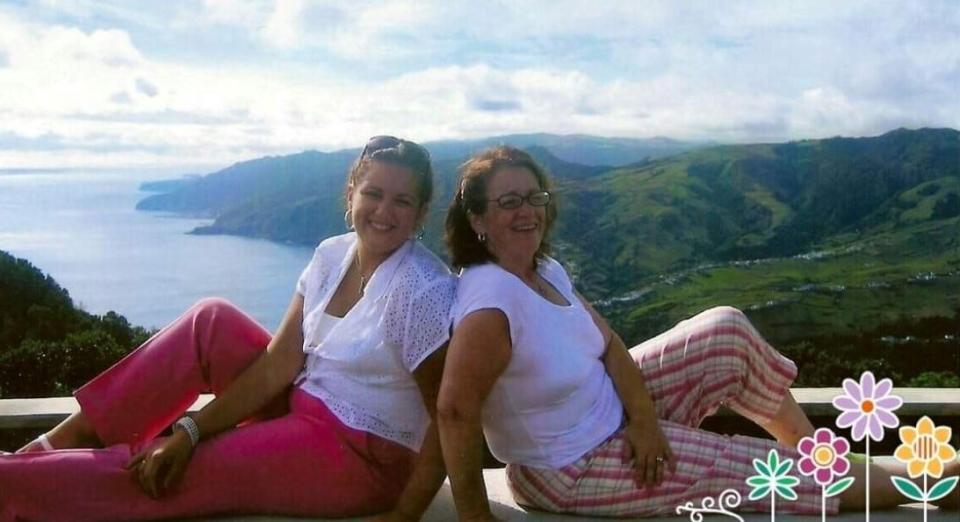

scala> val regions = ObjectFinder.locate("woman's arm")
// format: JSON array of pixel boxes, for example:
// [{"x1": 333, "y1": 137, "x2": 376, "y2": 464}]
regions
[
  {"x1": 190, "y1": 293, "x2": 306, "y2": 435},
  {"x1": 129, "y1": 293, "x2": 306, "y2": 497},
  {"x1": 575, "y1": 291, "x2": 675, "y2": 488},
  {"x1": 379, "y1": 345, "x2": 449, "y2": 521},
  {"x1": 437, "y1": 310, "x2": 512, "y2": 521}
]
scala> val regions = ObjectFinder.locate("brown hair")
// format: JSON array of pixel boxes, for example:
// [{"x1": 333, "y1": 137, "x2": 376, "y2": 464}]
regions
[
  {"x1": 445, "y1": 146, "x2": 557, "y2": 269},
  {"x1": 344, "y1": 137, "x2": 434, "y2": 211}
]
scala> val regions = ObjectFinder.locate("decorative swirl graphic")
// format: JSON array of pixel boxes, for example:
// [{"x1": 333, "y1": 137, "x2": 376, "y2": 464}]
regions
[{"x1": 675, "y1": 488, "x2": 745, "y2": 522}]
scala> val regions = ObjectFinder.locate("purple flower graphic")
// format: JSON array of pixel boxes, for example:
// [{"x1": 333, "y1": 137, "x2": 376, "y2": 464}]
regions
[
  {"x1": 832, "y1": 371, "x2": 902, "y2": 441},
  {"x1": 798, "y1": 428, "x2": 851, "y2": 486}
]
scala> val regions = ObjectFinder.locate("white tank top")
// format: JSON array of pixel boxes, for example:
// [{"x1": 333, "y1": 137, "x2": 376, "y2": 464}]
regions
[
  {"x1": 310, "y1": 312, "x2": 342, "y2": 346},
  {"x1": 452, "y1": 257, "x2": 623, "y2": 469}
]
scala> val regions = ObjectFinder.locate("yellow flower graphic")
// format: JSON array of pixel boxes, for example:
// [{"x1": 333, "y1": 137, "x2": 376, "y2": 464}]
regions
[{"x1": 894, "y1": 416, "x2": 957, "y2": 478}]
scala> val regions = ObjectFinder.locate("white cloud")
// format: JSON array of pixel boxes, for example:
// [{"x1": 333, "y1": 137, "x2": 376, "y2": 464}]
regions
[
  {"x1": 201, "y1": 0, "x2": 266, "y2": 28},
  {"x1": 261, "y1": 0, "x2": 305, "y2": 49},
  {"x1": 0, "y1": 1, "x2": 958, "y2": 169},
  {"x1": 135, "y1": 77, "x2": 158, "y2": 97}
]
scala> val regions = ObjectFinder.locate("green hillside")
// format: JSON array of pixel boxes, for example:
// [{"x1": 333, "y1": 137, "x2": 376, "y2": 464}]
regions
[
  {"x1": 137, "y1": 134, "x2": 694, "y2": 244},
  {"x1": 407, "y1": 133, "x2": 697, "y2": 165},
  {"x1": 555, "y1": 128, "x2": 960, "y2": 297},
  {"x1": 136, "y1": 150, "x2": 356, "y2": 218},
  {"x1": 554, "y1": 128, "x2": 959, "y2": 385}
]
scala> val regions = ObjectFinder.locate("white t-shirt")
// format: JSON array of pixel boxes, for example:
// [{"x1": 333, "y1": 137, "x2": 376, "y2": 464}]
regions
[
  {"x1": 452, "y1": 257, "x2": 624, "y2": 469},
  {"x1": 295, "y1": 232, "x2": 456, "y2": 451}
]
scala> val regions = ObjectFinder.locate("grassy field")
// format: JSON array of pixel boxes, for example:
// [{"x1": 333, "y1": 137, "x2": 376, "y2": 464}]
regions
[{"x1": 597, "y1": 216, "x2": 960, "y2": 347}]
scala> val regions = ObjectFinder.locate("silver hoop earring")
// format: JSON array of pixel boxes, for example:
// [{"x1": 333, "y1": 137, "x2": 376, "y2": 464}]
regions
[
  {"x1": 344, "y1": 209, "x2": 353, "y2": 230},
  {"x1": 477, "y1": 232, "x2": 487, "y2": 243}
]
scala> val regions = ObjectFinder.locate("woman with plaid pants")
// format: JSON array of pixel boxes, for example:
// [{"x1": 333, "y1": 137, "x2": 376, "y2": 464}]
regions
[
  {"x1": 437, "y1": 146, "x2": 954, "y2": 520},
  {"x1": 503, "y1": 305, "x2": 830, "y2": 516}
]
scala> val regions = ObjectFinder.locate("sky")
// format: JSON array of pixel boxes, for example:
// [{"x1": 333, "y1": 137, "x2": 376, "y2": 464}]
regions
[{"x1": 0, "y1": 0, "x2": 957, "y2": 170}]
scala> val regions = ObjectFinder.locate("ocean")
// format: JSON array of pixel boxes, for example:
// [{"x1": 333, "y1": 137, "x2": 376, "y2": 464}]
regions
[{"x1": 0, "y1": 169, "x2": 314, "y2": 332}]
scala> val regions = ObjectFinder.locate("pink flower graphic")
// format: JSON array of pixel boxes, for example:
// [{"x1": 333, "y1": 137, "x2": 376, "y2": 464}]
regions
[
  {"x1": 832, "y1": 371, "x2": 902, "y2": 441},
  {"x1": 798, "y1": 428, "x2": 851, "y2": 486}
]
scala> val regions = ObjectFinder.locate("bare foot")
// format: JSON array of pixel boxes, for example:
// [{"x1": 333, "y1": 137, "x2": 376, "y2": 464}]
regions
[
  {"x1": 16, "y1": 412, "x2": 101, "y2": 453},
  {"x1": 15, "y1": 434, "x2": 53, "y2": 453},
  {"x1": 16, "y1": 441, "x2": 40, "y2": 453}
]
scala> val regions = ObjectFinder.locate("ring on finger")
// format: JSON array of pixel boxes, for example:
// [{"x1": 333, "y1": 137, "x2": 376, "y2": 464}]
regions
[{"x1": 655, "y1": 456, "x2": 665, "y2": 463}]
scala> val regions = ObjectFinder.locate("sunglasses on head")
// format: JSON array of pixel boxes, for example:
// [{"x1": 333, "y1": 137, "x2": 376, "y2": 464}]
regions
[{"x1": 360, "y1": 135, "x2": 431, "y2": 173}]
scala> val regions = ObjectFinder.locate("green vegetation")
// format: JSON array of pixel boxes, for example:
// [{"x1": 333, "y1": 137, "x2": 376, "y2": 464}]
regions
[
  {"x1": 0, "y1": 250, "x2": 152, "y2": 398},
  {"x1": 778, "y1": 312, "x2": 958, "y2": 387}
]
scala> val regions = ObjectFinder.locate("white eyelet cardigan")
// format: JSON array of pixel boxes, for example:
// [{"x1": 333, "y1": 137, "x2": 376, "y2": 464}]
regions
[{"x1": 295, "y1": 233, "x2": 456, "y2": 451}]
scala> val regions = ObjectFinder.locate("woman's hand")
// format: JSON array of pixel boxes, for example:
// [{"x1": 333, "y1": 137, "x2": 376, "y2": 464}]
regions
[
  {"x1": 623, "y1": 417, "x2": 675, "y2": 488},
  {"x1": 581, "y1": 287, "x2": 675, "y2": 490},
  {"x1": 124, "y1": 430, "x2": 194, "y2": 498},
  {"x1": 131, "y1": 293, "x2": 304, "y2": 498}
]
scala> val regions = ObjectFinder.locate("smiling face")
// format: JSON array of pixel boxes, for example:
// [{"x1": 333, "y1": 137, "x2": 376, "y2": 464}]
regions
[
  {"x1": 469, "y1": 166, "x2": 546, "y2": 269},
  {"x1": 347, "y1": 160, "x2": 426, "y2": 260}
]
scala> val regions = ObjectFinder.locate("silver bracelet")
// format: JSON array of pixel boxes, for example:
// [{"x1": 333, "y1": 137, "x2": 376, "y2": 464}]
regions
[{"x1": 173, "y1": 416, "x2": 200, "y2": 447}]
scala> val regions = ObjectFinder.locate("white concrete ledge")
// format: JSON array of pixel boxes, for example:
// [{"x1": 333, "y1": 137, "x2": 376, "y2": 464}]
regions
[
  {"x1": 0, "y1": 395, "x2": 214, "y2": 429},
  {"x1": 788, "y1": 388, "x2": 960, "y2": 417},
  {"x1": 2, "y1": 389, "x2": 958, "y2": 429}
]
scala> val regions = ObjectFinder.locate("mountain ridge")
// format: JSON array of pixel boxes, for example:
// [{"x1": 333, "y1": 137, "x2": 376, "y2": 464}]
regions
[{"x1": 135, "y1": 128, "x2": 960, "y2": 344}]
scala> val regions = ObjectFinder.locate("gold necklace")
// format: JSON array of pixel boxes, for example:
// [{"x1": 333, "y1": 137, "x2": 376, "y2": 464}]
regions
[
  {"x1": 355, "y1": 252, "x2": 368, "y2": 297},
  {"x1": 532, "y1": 274, "x2": 548, "y2": 297}
]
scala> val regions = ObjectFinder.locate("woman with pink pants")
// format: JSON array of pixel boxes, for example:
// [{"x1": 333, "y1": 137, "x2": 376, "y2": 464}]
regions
[{"x1": 0, "y1": 136, "x2": 455, "y2": 522}]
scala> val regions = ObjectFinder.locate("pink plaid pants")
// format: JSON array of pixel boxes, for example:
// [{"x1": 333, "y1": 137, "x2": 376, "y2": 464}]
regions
[
  {"x1": 0, "y1": 298, "x2": 414, "y2": 522},
  {"x1": 506, "y1": 306, "x2": 839, "y2": 517}
]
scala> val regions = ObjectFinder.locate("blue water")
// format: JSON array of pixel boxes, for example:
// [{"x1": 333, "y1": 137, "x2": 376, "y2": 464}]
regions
[{"x1": 0, "y1": 170, "x2": 314, "y2": 331}]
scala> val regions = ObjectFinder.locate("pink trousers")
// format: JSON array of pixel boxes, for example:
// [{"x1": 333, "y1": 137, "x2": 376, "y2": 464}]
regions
[
  {"x1": 0, "y1": 298, "x2": 415, "y2": 522},
  {"x1": 507, "y1": 306, "x2": 840, "y2": 517}
]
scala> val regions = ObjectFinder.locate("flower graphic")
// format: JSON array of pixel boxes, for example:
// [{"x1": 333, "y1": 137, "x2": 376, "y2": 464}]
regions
[
  {"x1": 833, "y1": 371, "x2": 902, "y2": 441},
  {"x1": 796, "y1": 428, "x2": 856, "y2": 521},
  {"x1": 746, "y1": 450, "x2": 799, "y2": 522},
  {"x1": 747, "y1": 449, "x2": 800, "y2": 501},
  {"x1": 889, "y1": 416, "x2": 958, "y2": 522},
  {"x1": 798, "y1": 428, "x2": 851, "y2": 486},
  {"x1": 894, "y1": 416, "x2": 957, "y2": 479}
]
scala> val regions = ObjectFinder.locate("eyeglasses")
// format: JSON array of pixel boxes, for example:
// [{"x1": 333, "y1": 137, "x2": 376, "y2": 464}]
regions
[
  {"x1": 488, "y1": 191, "x2": 551, "y2": 210},
  {"x1": 360, "y1": 135, "x2": 432, "y2": 173}
]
